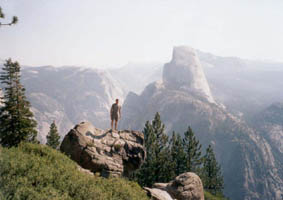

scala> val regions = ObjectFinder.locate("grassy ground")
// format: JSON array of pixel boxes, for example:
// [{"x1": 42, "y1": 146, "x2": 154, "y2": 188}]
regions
[
  {"x1": 0, "y1": 143, "x2": 149, "y2": 200},
  {"x1": 204, "y1": 190, "x2": 228, "y2": 200}
]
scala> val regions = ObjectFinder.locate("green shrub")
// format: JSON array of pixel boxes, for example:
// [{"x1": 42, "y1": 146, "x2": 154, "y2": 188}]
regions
[{"x1": 0, "y1": 143, "x2": 149, "y2": 200}]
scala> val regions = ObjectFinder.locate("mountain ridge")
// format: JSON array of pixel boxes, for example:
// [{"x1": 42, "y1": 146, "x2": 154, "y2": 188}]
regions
[{"x1": 19, "y1": 65, "x2": 125, "y2": 143}]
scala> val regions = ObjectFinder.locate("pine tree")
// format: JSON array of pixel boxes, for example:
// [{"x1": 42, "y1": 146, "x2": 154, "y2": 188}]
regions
[
  {"x1": 136, "y1": 112, "x2": 173, "y2": 187},
  {"x1": 202, "y1": 145, "x2": 224, "y2": 195},
  {"x1": 182, "y1": 126, "x2": 202, "y2": 172},
  {"x1": 0, "y1": 59, "x2": 38, "y2": 147},
  {"x1": 46, "y1": 121, "x2": 60, "y2": 149},
  {"x1": 0, "y1": 6, "x2": 18, "y2": 27},
  {"x1": 169, "y1": 131, "x2": 187, "y2": 177}
]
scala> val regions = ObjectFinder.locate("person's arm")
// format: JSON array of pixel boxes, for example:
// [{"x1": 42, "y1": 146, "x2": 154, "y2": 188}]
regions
[{"x1": 119, "y1": 106, "x2": 121, "y2": 119}]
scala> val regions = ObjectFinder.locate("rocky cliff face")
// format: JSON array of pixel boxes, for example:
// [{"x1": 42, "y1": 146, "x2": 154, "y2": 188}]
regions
[
  {"x1": 120, "y1": 47, "x2": 283, "y2": 200},
  {"x1": 253, "y1": 103, "x2": 283, "y2": 154},
  {"x1": 60, "y1": 122, "x2": 146, "y2": 177},
  {"x1": 252, "y1": 103, "x2": 283, "y2": 193},
  {"x1": 163, "y1": 46, "x2": 215, "y2": 104}
]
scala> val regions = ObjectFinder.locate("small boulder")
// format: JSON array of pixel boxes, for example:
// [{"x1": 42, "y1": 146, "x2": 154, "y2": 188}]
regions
[
  {"x1": 144, "y1": 187, "x2": 174, "y2": 200},
  {"x1": 154, "y1": 172, "x2": 204, "y2": 200},
  {"x1": 60, "y1": 122, "x2": 146, "y2": 177}
]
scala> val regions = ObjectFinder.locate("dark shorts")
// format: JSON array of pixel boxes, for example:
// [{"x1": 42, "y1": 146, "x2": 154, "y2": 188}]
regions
[{"x1": 111, "y1": 114, "x2": 119, "y2": 121}]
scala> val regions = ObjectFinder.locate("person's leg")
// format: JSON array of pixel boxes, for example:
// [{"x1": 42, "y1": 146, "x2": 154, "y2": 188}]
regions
[
  {"x1": 114, "y1": 120, "x2": 118, "y2": 130},
  {"x1": 111, "y1": 120, "x2": 113, "y2": 130}
]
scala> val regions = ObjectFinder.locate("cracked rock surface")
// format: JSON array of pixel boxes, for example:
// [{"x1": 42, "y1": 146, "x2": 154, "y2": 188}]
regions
[{"x1": 60, "y1": 121, "x2": 146, "y2": 177}]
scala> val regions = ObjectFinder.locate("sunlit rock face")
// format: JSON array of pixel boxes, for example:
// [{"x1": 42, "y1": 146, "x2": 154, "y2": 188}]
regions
[
  {"x1": 163, "y1": 46, "x2": 215, "y2": 103},
  {"x1": 60, "y1": 122, "x2": 146, "y2": 177}
]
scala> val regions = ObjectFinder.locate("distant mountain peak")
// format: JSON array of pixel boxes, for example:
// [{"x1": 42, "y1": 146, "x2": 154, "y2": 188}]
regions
[
  {"x1": 172, "y1": 46, "x2": 196, "y2": 65},
  {"x1": 163, "y1": 46, "x2": 215, "y2": 103}
]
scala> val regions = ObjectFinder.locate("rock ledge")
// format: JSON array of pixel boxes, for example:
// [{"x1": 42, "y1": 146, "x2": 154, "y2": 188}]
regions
[{"x1": 60, "y1": 121, "x2": 146, "y2": 177}]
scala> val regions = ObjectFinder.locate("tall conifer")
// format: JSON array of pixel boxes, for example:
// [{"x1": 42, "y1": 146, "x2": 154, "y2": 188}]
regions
[
  {"x1": 169, "y1": 131, "x2": 186, "y2": 177},
  {"x1": 0, "y1": 59, "x2": 37, "y2": 147},
  {"x1": 136, "y1": 112, "x2": 173, "y2": 187},
  {"x1": 202, "y1": 145, "x2": 224, "y2": 195},
  {"x1": 182, "y1": 126, "x2": 202, "y2": 172}
]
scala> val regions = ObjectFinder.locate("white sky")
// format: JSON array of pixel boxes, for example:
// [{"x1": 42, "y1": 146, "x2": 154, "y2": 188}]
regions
[{"x1": 0, "y1": 0, "x2": 283, "y2": 68}]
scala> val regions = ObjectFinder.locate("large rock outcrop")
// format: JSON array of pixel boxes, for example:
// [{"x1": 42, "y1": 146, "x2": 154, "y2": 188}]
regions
[
  {"x1": 146, "y1": 172, "x2": 204, "y2": 200},
  {"x1": 60, "y1": 122, "x2": 146, "y2": 177},
  {"x1": 163, "y1": 46, "x2": 215, "y2": 103}
]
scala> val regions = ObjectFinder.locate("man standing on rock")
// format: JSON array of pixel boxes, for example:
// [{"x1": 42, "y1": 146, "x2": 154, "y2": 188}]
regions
[{"x1": 110, "y1": 99, "x2": 121, "y2": 131}]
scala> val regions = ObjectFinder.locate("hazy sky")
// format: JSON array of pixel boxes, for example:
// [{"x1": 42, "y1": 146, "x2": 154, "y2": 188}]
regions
[{"x1": 0, "y1": 0, "x2": 283, "y2": 68}]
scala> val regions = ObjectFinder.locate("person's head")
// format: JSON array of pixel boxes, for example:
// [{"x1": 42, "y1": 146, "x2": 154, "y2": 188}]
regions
[{"x1": 115, "y1": 99, "x2": 119, "y2": 104}]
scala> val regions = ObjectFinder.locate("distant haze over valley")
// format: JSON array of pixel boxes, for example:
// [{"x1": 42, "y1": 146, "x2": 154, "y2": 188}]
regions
[{"x1": 1, "y1": 47, "x2": 283, "y2": 135}]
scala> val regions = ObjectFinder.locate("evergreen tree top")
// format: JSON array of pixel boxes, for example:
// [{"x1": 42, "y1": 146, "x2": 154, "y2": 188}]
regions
[{"x1": 46, "y1": 121, "x2": 60, "y2": 149}]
